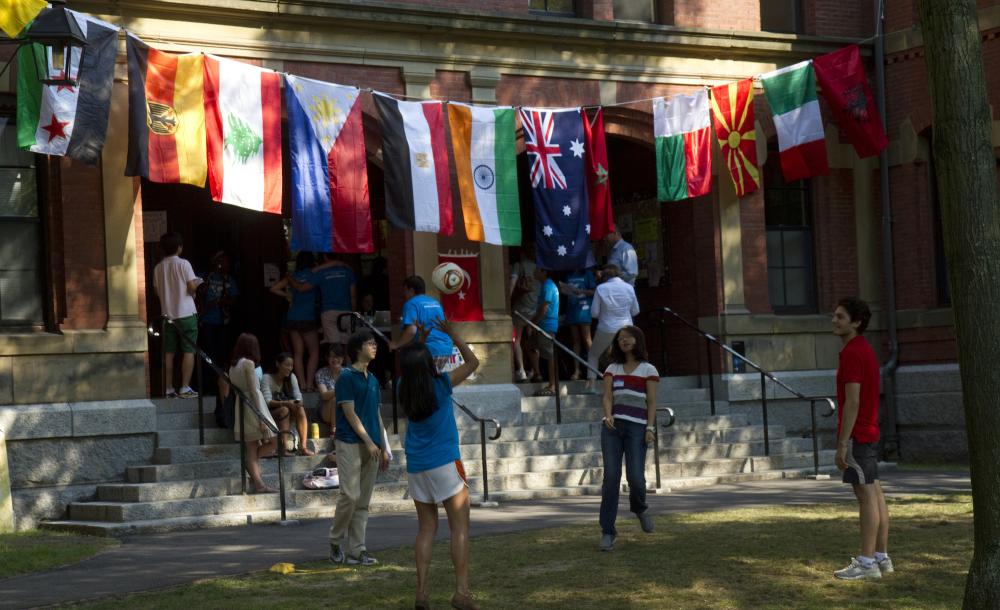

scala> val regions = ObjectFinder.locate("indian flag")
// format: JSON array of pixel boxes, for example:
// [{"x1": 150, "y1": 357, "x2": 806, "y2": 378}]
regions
[
  {"x1": 653, "y1": 91, "x2": 712, "y2": 201},
  {"x1": 447, "y1": 103, "x2": 521, "y2": 245},
  {"x1": 760, "y1": 60, "x2": 829, "y2": 182}
]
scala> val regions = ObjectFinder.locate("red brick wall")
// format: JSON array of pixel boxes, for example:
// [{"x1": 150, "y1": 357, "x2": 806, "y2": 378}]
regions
[
  {"x1": 811, "y1": 169, "x2": 858, "y2": 310},
  {"x1": 56, "y1": 158, "x2": 108, "y2": 330},
  {"x1": 670, "y1": 0, "x2": 760, "y2": 31},
  {"x1": 740, "y1": 189, "x2": 769, "y2": 314},
  {"x1": 804, "y1": 0, "x2": 873, "y2": 38},
  {"x1": 498, "y1": 75, "x2": 600, "y2": 107}
]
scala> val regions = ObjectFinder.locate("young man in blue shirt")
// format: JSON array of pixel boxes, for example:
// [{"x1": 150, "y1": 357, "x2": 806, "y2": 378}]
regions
[
  {"x1": 530, "y1": 266, "x2": 560, "y2": 397},
  {"x1": 329, "y1": 329, "x2": 389, "y2": 567},
  {"x1": 389, "y1": 276, "x2": 455, "y2": 372},
  {"x1": 293, "y1": 253, "x2": 356, "y2": 349}
]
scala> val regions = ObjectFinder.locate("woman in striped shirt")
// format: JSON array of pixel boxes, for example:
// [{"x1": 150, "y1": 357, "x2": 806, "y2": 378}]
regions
[{"x1": 599, "y1": 325, "x2": 659, "y2": 552}]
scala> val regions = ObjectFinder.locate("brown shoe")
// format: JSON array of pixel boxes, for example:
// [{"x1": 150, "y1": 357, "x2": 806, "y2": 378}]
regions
[
  {"x1": 415, "y1": 592, "x2": 430, "y2": 610},
  {"x1": 451, "y1": 592, "x2": 480, "y2": 610}
]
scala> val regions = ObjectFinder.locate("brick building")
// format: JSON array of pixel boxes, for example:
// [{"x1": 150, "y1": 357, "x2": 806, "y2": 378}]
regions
[{"x1": 0, "y1": 0, "x2": 997, "y2": 526}]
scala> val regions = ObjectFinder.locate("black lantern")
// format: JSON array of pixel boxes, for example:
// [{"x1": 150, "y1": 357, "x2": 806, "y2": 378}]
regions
[{"x1": 0, "y1": 0, "x2": 88, "y2": 88}]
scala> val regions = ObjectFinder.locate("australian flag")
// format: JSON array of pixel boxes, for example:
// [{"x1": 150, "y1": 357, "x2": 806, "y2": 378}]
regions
[{"x1": 519, "y1": 107, "x2": 590, "y2": 271}]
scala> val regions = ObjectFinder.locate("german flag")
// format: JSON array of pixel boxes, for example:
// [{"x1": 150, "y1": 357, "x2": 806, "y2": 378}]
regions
[{"x1": 125, "y1": 34, "x2": 207, "y2": 186}]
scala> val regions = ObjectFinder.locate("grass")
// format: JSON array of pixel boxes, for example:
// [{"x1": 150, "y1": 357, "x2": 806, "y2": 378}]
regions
[
  {"x1": 0, "y1": 530, "x2": 118, "y2": 579},
  {"x1": 70, "y1": 495, "x2": 973, "y2": 610},
  {"x1": 896, "y1": 461, "x2": 969, "y2": 471}
]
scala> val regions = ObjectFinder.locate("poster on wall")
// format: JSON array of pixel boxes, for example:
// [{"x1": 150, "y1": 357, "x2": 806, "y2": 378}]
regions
[{"x1": 143, "y1": 210, "x2": 168, "y2": 243}]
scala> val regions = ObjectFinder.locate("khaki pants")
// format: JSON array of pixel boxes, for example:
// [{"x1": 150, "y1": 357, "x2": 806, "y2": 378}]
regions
[{"x1": 328, "y1": 440, "x2": 378, "y2": 557}]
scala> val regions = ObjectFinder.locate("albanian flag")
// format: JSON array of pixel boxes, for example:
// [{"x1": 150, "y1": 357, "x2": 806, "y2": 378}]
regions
[{"x1": 710, "y1": 79, "x2": 760, "y2": 198}]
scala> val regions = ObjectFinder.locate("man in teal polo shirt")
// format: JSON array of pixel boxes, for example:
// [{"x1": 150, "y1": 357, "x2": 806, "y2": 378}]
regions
[{"x1": 329, "y1": 329, "x2": 389, "y2": 566}]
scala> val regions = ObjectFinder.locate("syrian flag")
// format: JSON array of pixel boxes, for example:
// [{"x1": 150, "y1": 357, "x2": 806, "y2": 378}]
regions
[
  {"x1": 285, "y1": 75, "x2": 373, "y2": 253},
  {"x1": 204, "y1": 55, "x2": 283, "y2": 213},
  {"x1": 761, "y1": 60, "x2": 829, "y2": 182},
  {"x1": 653, "y1": 91, "x2": 712, "y2": 201},
  {"x1": 374, "y1": 93, "x2": 453, "y2": 235},
  {"x1": 15, "y1": 11, "x2": 119, "y2": 163}
]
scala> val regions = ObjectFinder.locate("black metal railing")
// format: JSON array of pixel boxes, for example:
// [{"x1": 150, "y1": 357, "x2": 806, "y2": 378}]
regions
[
  {"x1": 655, "y1": 307, "x2": 836, "y2": 475},
  {"x1": 452, "y1": 397, "x2": 501, "y2": 503},
  {"x1": 149, "y1": 317, "x2": 292, "y2": 521}
]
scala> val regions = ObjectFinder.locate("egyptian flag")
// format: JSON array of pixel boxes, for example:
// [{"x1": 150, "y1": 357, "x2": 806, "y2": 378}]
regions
[
  {"x1": 812, "y1": 45, "x2": 888, "y2": 159},
  {"x1": 438, "y1": 252, "x2": 484, "y2": 322},
  {"x1": 125, "y1": 35, "x2": 207, "y2": 186},
  {"x1": 583, "y1": 109, "x2": 615, "y2": 240},
  {"x1": 373, "y1": 93, "x2": 453, "y2": 235}
]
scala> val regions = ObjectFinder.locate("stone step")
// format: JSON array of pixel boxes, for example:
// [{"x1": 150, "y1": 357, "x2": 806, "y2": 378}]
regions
[
  {"x1": 517, "y1": 390, "x2": 715, "y2": 412},
  {"x1": 513, "y1": 376, "x2": 701, "y2": 396},
  {"x1": 520, "y1": 408, "x2": 752, "y2": 428}
]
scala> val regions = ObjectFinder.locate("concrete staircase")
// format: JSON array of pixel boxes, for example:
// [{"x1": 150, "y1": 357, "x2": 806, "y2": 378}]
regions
[{"x1": 41, "y1": 377, "x2": 836, "y2": 536}]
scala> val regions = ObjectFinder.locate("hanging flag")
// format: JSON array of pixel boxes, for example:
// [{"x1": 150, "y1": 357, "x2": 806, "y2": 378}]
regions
[
  {"x1": 447, "y1": 102, "x2": 520, "y2": 246},
  {"x1": 653, "y1": 91, "x2": 713, "y2": 201},
  {"x1": 15, "y1": 11, "x2": 119, "y2": 163},
  {"x1": 812, "y1": 44, "x2": 888, "y2": 159},
  {"x1": 0, "y1": 0, "x2": 46, "y2": 38},
  {"x1": 125, "y1": 35, "x2": 207, "y2": 186},
  {"x1": 374, "y1": 93, "x2": 453, "y2": 235},
  {"x1": 760, "y1": 60, "x2": 829, "y2": 182},
  {"x1": 519, "y1": 107, "x2": 590, "y2": 271},
  {"x1": 204, "y1": 55, "x2": 283, "y2": 213},
  {"x1": 284, "y1": 75, "x2": 372, "y2": 253},
  {"x1": 438, "y1": 252, "x2": 484, "y2": 322},
  {"x1": 582, "y1": 109, "x2": 615, "y2": 240},
  {"x1": 710, "y1": 78, "x2": 760, "y2": 197}
]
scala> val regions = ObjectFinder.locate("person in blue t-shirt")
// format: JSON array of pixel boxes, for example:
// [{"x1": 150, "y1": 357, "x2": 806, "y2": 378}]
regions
[
  {"x1": 270, "y1": 251, "x2": 320, "y2": 392},
  {"x1": 308, "y1": 254, "x2": 357, "y2": 348},
  {"x1": 562, "y1": 266, "x2": 596, "y2": 381},
  {"x1": 329, "y1": 329, "x2": 389, "y2": 567},
  {"x1": 398, "y1": 318, "x2": 480, "y2": 610},
  {"x1": 529, "y1": 266, "x2": 560, "y2": 397},
  {"x1": 389, "y1": 276, "x2": 455, "y2": 372}
]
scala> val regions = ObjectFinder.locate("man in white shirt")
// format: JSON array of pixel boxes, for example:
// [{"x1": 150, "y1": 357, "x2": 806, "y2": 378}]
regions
[
  {"x1": 587, "y1": 264, "x2": 639, "y2": 391},
  {"x1": 604, "y1": 230, "x2": 638, "y2": 285},
  {"x1": 153, "y1": 232, "x2": 203, "y2": 399}
]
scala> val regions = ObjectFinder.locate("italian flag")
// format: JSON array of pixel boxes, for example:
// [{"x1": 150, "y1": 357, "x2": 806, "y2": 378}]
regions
[
  {"x1": 760, "y1": 60, "x2": 829, "y2": 182},
  {"x1": 447, "y1": 103, "x2": 521, "y2": 246},
  {"x1": 204, "y1": 55, "x2": 283, "y2": 214},
  {"x1": 653, "y1": 90, "x2": 712, "y2": 201}
]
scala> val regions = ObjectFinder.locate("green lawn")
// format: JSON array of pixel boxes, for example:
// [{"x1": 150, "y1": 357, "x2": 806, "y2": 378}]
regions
[
  {"x1": 0, "y1": 530, "x2": 118, "y2": 578},
  {"x1": 71, "y1": 495, "x2": 972, "y2": 609}
]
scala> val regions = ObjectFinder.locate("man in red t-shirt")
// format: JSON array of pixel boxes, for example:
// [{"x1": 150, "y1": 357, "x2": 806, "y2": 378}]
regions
[{"x1": 832, "y1": 298, "x2": 891, "y2": 580}]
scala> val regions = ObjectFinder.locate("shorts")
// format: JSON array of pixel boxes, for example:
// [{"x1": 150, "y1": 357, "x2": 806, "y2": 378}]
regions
[
  {"x1": 533, "y1": 333, "x2": 554, "y2": 359},
  {"x1": 285, "y1": 319, "x2": 317, "y2": 333},
  {"x1": 408, "y1": 460, "x2": 468, "y2": 504},
  {"x1": 843, "y1": 440, "x2": 880, "y2": 485},
  {"x1": 164, "y1": 315, "x2": 198, "y2": 354},
  {"x1": 321, "y1": 309, "x2": 351, "y2": 345}
]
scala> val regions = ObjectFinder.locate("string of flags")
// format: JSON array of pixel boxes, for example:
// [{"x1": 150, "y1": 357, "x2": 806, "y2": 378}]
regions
[{"x1": 11, "y1": 7, "x2": 888, "y2": 272}]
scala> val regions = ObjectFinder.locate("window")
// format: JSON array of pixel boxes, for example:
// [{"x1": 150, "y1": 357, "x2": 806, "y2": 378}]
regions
[
  {"x1": 764, "y1": 144, "x2": 816, "y2": 313},
  {"x1": 613, "y1": 0, "x2": 655, "y2": 22},
  {"x1": 0, "y1": 116, "x2": 46, "y2": 327},
  {"x1": 530, "y1": 0, "x2": 577, "y2": 16},
  {"x1": 761, "y1": 0, "x2": 803, "y2": 34}
]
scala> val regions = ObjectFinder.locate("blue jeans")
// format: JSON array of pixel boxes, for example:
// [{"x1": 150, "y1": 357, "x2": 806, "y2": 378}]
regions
[{"x1": 599, "y1": 419, "x2": 648, "y2": 535}]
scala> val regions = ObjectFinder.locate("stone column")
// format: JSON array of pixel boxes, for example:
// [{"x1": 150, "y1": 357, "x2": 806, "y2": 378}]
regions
[
  {"x1": 402, "y1": 64, "x2": 440, "y2": 298},
  {"x1": 717, "y1": 148, "x2": 749, "y2": 315}
]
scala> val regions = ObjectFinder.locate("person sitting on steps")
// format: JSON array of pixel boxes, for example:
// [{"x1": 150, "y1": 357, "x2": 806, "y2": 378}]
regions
[{"x1": 261, "y1": 352, "x2": 315, "y2": 457}]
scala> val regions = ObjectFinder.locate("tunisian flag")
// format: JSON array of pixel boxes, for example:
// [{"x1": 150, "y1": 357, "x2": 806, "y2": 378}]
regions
[
  {"x1": 583, "y1": 109, "x2": 615, "y2": 240},
  {"x1": 812, "y1": 45, "x2": 888, "y2": 159},
  {"x1": 438, "y1": 253, "x2": 484, "y2": 322}
]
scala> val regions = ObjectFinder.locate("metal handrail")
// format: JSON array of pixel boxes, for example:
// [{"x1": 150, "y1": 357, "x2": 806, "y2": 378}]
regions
[
  {"x1": 452, "y1": 397, "x2": 501, "y2": 503},
  {"x1": 651, "y1": 405, "x2": 676, "y2": 490},
  {"x1": 512, "y1": 311, "x2": 602, "y2": 424},
  {"x1": 148, "y1": 318, "x2": 291, "y2": 521},
  {"x1": 655, "y1": 307, "x2": 836, "y2": 463},
  {"x1": 339, "y1": 312, "x2": 399, "y2": 435}
]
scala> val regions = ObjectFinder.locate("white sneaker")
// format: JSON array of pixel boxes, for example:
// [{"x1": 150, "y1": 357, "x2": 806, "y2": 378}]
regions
[
  {"x1": 877, "y1": 556, "x2": 894, "y2": 574},
  {"x1": 515, "y1": 370, "x2": 529, "y2": 382},
  {"x1": 834, "y1": 557, "x2": 881, "y2": 580}
]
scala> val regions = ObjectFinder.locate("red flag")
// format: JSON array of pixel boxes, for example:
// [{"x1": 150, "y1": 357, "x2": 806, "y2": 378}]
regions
[
  {"x1": 583, "y1": 109, "x2": 615, "y2": 241},
  {"x1": 330, "y1": 100, "x2": 374, "y2": 252},
  {"x1": 709, "y1": 79, "x2": 760, "y2": 197},
  {"x1": 438, "y1": 253, "x2": 484, "y2": 322},
  {"x1": 812, "y1": 45, "x2": 888, "y2": 159}
]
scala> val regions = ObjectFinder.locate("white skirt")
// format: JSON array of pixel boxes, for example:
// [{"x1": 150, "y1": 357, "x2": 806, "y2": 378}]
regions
[{"x1": 408, "y1": 460, "x2": 468, "y2": 504}]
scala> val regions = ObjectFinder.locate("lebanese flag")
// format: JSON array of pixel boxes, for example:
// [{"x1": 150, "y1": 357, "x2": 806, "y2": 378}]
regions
[
  {"x1": 583, "y1": 109, "x2": 615, "y2": 240},
  {"x1": 204, "y1": 55, "x2": 282, "y2": 214},
  {"x1": 760, "y1": 60, "x2": 829, "y2": 182},
  {"x1": 653, "y1": 91, "x2": 712, "y2": 201},
  {"x1": 373, "y1": 93, "x2": 453, "y2": 235},
  {"x1": 285, "y1": 75, "x2": 372, "y2": 253},
  {"x1": 812, "y1": 45, "x2": 888, "y2": 159},
  {"x1": 438, "y1": 253, "x2": 484, "y2": 322}
]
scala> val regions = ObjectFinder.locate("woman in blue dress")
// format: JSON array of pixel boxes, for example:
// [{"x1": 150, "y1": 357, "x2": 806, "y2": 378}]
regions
[
  {"x1": 563, "y1": 266, "x2": 596, "y2": 380},
  {"x1": 270, "y1": 251, "x2": 320, "y2": 391}
]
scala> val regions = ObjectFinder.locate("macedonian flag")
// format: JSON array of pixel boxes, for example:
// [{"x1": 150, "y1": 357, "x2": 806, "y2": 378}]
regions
[{"x1": 710, "y1": 79, "x2": 760, "y2": 198}]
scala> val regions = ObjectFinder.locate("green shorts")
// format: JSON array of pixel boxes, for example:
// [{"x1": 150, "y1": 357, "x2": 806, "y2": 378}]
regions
[{"x1": 164, "y1": 315, "x2": 199, "y2": 354}]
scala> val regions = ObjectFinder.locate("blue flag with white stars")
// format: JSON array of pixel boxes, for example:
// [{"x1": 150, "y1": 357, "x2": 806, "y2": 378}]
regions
[{"x1": 519, "y1": 107, "x2": 591, "y2": 271}]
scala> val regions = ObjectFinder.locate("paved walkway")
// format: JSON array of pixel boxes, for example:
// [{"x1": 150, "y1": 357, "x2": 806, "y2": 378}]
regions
[{"x1": 2, "y1": 469, "x2": 970, "y2": 609}]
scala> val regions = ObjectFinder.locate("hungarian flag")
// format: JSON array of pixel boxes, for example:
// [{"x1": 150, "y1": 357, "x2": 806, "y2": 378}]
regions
[
  {"x1": 285, "y1": 75, "x2": 372, "y2": 253},
  {"x1": 710, "y1": 78, "x2": 760, "y2": 197},
  {"x1": 447, "y1": 102, "x2": 520, "y2": 246},
  {"x1": 125, "y1": 35, "x2": 207, "y2": 186},
  {"x1": 438, "y1": 253, "x2": 484, "y2": 322},
  {"x1": 812, "y1": 45, "x2": 888, "y2": 159},
  {"x1": 204, "y1": 56, "x2": 282, "y2": 214},
  {"x1": 582, "y1": 109, "x2": 615, "y2": 240},
  {"x1": 374, "y1": 93, "x2": 453, "y2": 235},
  {"x1": 761, "y1": 60, "x2": 829, "y2": 182},
  {"x1": 0, "y1": 0, "x2": 46, "y2": 38},
  {"x1": 15, "y1": 11, "x2": 119, "y2": 163},
  {"x1": 653, "y1": 91, "x2": 712, "y2": 201}
]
